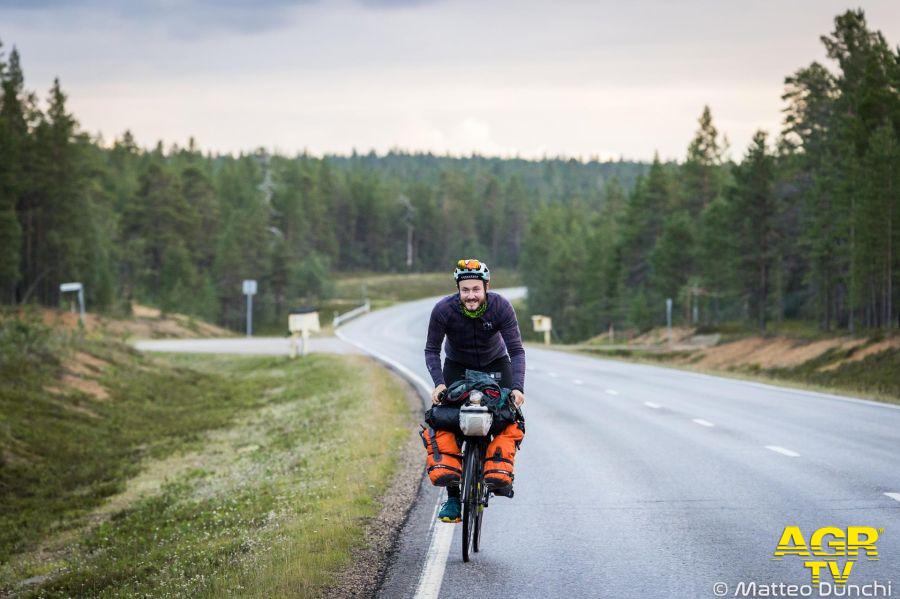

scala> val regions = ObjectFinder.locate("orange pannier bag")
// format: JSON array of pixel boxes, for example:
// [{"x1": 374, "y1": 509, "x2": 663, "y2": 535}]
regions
[
  {"x1": 483, "y1": 421, "x2": 525, "y2": 488},
  {"x1": 419, "y1": 426, "x2": 463, "y2": 486}
]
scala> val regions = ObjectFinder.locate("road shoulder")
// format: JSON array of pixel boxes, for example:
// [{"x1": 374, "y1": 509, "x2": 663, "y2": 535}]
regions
[{"x1": 324, "y1": 379, "x2": 427, "y2": 598}]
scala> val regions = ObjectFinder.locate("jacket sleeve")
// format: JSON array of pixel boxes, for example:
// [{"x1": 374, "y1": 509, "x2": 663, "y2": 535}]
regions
[
  {"x1": 498, "y1": 298, "x2": 526, "y2": 392},
  {"x1": 424, "y1": 302, "x2": 446, "y2": 387}
]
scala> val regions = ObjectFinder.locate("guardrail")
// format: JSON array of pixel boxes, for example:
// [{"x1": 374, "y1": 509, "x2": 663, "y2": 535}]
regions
[{"x1": 332, "y1": 300, "x2": 371, "y2": 328}]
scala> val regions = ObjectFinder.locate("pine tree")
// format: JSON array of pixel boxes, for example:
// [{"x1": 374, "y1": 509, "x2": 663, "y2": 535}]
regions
[
  {"x1": 680, "y1": 106, "x2": 728, "y2": 217},
  {"x1": 26, "y1": 79, "x2": 92, "y2": 305},
  {"x1": 731, "y1": 131, "x2": 779, "y2": 331},
  {"x1": 616, "y1": 154, "x2": 672, "y2": 327},
  {"x1": 649, "y1": 211, "x2": 695, "y2": 313},
  {"x1": 0, "y1": 40, "x2": 23, "y2": 301},
  {"x1": 122, "y1": 161, "x2": 198, "y2": 304}
]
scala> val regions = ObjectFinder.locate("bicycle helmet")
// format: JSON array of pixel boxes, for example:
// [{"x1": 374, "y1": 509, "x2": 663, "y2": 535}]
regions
[{"x1": 453, "y1": 258, "x2": 491, "y2": 284}]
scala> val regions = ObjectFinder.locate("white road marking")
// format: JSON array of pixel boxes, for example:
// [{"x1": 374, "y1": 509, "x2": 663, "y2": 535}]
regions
[
  {"x1": 573, "y1": 379, "x2": 583, "y2": 385},
  {"x1": 644, "y1": 401, "x2": 661, "y2": 409},
  {"x1": 885, "y1": 492, "x2": 900, "y2": 503},
  {"x1": 548, "y1": 371, "x2": 558, "y2": 378},
  {"x1": 413, "y1": 499, "x2": 455, "y2": 599},
  {"x1": 692, "y1": 418, "x2": 715, "y2": 427},
  {"x1": 334, "y1": 328, "x2": 452, "y2": 599},
  {"x1": 765, "y1": 445, "x2": 800, "y2": 457},
  {"x1": 605, "y1": 389, "x2": 619, "y2": 396}
]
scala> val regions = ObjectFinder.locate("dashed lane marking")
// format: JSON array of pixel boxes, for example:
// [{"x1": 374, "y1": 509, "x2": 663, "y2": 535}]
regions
[{"x1": 765, "y1": 445, "x2": 800, "y2": 457}]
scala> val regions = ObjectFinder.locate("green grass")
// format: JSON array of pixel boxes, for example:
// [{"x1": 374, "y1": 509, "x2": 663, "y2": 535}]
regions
[
  {"x1": 768, "y1": 346, "x2": 900, "y2": 400},
  {"x1": 0, "y1": 316, "x2": 414, "y2": 597}
]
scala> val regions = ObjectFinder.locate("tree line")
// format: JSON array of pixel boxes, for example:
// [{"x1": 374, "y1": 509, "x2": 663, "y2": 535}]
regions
[
  {"x1": 0, "y1": 40, "x2": 646, "y2": 330},
  {"x1": 522, "y1": 10, "x2": 898, "y2": 342},
  {"x1": 2, "y1": 9, "x2": 893, "y2": 338}
]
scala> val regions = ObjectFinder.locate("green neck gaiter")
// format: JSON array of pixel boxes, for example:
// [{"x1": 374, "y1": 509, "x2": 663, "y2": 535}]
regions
[{"x1": 460, "y1": 298, "x2": 488, "y2": 319}]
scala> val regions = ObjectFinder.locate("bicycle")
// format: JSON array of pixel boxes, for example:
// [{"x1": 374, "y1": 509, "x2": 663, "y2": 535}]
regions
[{"x1": 457, "y1": 393, "x2": 522, "y2": 563}]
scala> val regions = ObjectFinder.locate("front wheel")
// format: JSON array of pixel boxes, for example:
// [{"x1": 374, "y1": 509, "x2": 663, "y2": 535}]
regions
[{"x1": 461, "y1": 443, "x2": 478, "y2": 562}]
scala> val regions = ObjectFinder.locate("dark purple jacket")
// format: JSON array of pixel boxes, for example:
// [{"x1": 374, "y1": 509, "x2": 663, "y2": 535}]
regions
[{"x1": 424, "y1": 291, "x2": 526, "y2": 392}]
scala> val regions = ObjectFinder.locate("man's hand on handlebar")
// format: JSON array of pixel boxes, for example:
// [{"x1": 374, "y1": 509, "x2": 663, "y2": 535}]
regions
[
  {"x1": 511, "y1": 389, "x2": 525, "y2": 407},
  {"x1": 431, "y1": 384, "x2": 447, "y2": 404}
]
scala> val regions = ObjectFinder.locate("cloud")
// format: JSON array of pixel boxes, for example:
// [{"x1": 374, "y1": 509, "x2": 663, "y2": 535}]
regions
[
  {"x1": 0, "y1": 0, "x2": 315, "y2": 36},
  {"x1": 0, "y1": 0, "x2": 442, "y2": 37},
  {"x1": 355, "y1": 0, "x2": 441, "y2": 8}
]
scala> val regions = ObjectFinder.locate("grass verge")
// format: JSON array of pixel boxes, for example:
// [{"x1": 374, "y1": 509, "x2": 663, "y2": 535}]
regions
[{"x1": 1, "y1": 315, "x2": 416, "y2": 597}]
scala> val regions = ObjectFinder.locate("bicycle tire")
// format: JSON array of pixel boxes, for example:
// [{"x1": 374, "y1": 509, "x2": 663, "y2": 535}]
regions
[
  {"x1": 473, "y1": 450, "x2": 484, "y2": 553},
  {"x1": 461, "y1": 442, "x2": 477, "y2": 562}
]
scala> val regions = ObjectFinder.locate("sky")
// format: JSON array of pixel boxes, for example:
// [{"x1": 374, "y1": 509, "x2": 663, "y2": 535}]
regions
[{"x1": 1, "y1": 0, "x2": 898, "y2": 161}]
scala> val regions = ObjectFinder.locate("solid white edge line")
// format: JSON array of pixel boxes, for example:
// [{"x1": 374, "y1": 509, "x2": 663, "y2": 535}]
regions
[
  {"x1": 692, "y1": 418, "x2": 715, "y2": 427},
  {"x1": 884, "y1": 492, "x2": 900, "y2": 503},
  {"x1": 644, "y1": 401, "x2": 661, "y2": 409},
  {"x1": 765, "y1": 445, "x2": 800, "y2": 457},
  {"x1": 334, "y1": 327, "x2": 452, "y2": 599},
  {"x1": 413, "y1": 505, "x2": 456, "y2": 599}
]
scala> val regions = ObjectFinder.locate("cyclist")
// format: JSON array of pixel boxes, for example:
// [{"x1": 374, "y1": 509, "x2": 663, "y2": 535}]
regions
[{"x1": 424, "y1": 258, "x2": 526, "y2": 523}]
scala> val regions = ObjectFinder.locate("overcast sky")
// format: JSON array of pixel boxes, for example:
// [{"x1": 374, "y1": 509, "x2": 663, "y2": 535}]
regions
[{"x1": 1, "y1": 0, "x2": 897, "y2": 161}]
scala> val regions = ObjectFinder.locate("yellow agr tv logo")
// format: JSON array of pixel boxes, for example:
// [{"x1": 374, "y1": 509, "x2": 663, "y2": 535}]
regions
[{"x1": 772, "y1": 526, "x2": 882, "y2": 585}]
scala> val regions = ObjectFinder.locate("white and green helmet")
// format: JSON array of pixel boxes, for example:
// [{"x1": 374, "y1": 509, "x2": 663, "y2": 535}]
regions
[{"x1": 453, "y1": 259, "x2": 490, "y2": 284}]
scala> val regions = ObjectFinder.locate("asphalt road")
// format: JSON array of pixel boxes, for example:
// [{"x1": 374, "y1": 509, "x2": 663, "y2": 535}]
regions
[{"x1": 336, "y1": 288, "x2": 900, "y2": 599}]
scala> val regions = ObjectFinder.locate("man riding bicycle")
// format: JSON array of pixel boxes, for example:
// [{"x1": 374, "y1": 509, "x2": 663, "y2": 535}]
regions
[{"x1": 424, "y1": 258, "x2": 526, "y2": 523}]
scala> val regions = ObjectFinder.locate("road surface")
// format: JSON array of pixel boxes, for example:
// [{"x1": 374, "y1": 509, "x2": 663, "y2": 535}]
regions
[{"x1": 336, "y1": 288, "x2": 900, "y2": 599}]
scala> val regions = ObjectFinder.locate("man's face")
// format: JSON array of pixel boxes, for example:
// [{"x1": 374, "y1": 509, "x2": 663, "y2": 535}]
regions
[{"x1": 458, "y1": 280, "x2": 486, "y2": 311}]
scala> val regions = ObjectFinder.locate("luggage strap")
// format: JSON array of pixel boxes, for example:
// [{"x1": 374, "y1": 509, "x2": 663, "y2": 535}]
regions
[{"x1": 428, "y1": 429, "x2": 442, "y2": 462}]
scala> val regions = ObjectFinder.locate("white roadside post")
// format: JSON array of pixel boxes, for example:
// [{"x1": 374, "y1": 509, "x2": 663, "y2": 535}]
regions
[
  {"x1": 289, "y1": 309, "x2": 320, "y2": 358},
  {"x1": 666, "y1": 297, "x2": 673, "y2": 347},
  {"x1": 59, "y1": 282, "x2": 85, "y2": 325},
  {"x1": 531, "y1": 314, "x2": 552, "y2": 346},
  {"x1": 243, "y1": 279, "x2": 257, "y2": 337}
]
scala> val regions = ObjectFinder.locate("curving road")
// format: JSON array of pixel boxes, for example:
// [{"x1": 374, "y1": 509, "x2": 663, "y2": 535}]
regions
[{"x1": 337, "y1": 288, "x2": 900, "y2": 599}]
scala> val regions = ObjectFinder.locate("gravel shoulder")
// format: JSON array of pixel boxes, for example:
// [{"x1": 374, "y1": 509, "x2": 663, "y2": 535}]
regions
[{"x1": 324, "y1": 378, "x2": 426, "y2": 598}]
